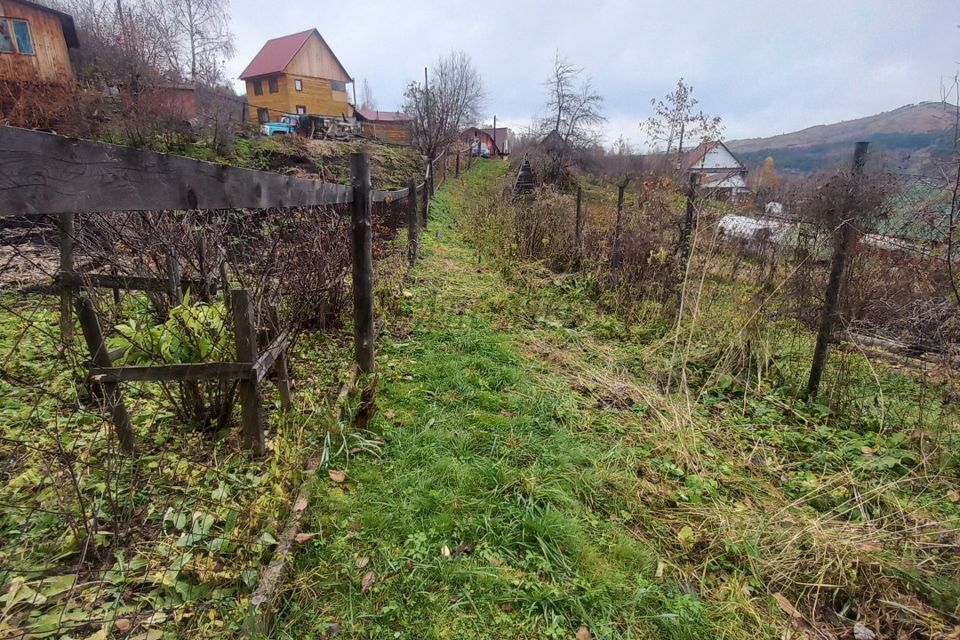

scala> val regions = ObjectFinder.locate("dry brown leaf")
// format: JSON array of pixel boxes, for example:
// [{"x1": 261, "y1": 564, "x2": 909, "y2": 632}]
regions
[
  {"x1": 328, "y1": 469, "x2": 346, "y2": 483},
  {"x1": 576, "y1": 626, "x2": 592, "y2": 640},
  {"x1": 294, "y1": 532, "x2": 314, "y2": 543},
  {"x1": 361, "y1": 570, "x2": 376, "y2": 594},
  {"x1": 294, "y1": 496, "x2": 308, "y2": 512},
  {"x1": 947, "y1": 489, "x2": 960, "y2": 503},
  {"x1": 355, "y1": 556, "x2": 370, "y2": 569},
  {"x1": 488, "y1": 556, "x2": 503, "y2": 567},
  {"x1": 115, "y1": 618, "x2": 132, "y2": 632}
]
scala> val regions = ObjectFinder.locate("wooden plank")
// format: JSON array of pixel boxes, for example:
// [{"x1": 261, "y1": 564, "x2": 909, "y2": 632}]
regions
[
  {"x1": 59, "y1": 271, "x2": 210, "y2": 293},
  {"x1": 252, "y1": 331, "x2": 290, "y2": 383},
  {"x1": 89, "y1": 362, "x2": 254, "y2": 383},
  {"x1": 76, "y1": 296, "x2": 135, "y2": 453},
  {"x1": 371, "y1": 187, "x2": 409, "y2": 203},
  {"x1": 350, "y1": 153, "x2": 376, "y2": 374},
  {"x1": 232, "y1": 288, "x2": 266, "y2": 455},
  {"x1": 0, "y1": 125, "x2": 354, "y2": 216},
  {"x1": 264, "y1": 306, "x2": 292, "y2": 410}
]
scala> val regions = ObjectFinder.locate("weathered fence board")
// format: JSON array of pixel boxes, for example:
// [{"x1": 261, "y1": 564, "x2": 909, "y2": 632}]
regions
[{"x1": 0, "y1": 126, "x2": 353, "y2": 215}]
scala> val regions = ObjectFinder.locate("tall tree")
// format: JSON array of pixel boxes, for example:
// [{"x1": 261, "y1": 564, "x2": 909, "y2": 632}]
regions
[
  {"x1": 541, "y1": 50, "x2": 605, "y2": 148},
  {"x1": 169, "y1": 0, "x2": 235, "y2": 85},
  {"x1": 403, "y1": 51, "x2": 484, "y2": 158},
  {"x1": 644, "y1": 78, "x2": 723, "y2": 160},
  {"x1": 359, "y1": 78, "x2": 377, "y2": 110}
]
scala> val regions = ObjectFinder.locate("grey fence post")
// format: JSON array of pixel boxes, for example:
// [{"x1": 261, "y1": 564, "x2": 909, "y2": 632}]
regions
[{"x1": 351, "y1": 153, "x2": 376, "y2": 373}]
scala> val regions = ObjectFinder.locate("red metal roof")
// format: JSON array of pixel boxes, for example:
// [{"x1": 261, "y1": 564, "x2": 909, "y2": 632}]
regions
[
  {"x1": 356, "y1": 108, "x2": 412, "y2": 122},
  {"x1": 240, "y1": 29, "x2": 351, "y2": 80}
]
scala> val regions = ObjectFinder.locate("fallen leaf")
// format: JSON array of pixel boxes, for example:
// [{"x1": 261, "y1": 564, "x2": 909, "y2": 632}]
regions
[
  {"x1": 854, "y1": 623, "x2": 876, "y2": 640},
  {"x1": 115, "y1": 618, "x2": 132, "y2": 632},
  {"x1": 294, "y1": 496, "x2": 308, "y2": 512},
  {"x1": 500, "y1": 603, "x2": 512, "y2": 612},
  {"x1": 328, "y1": 469, "x2": 346, "y2": 483},
  {"x1": 402, "y1": 289, "x2": 413, "y2": 298},
  {"x1": 947, "y1": 489, "x2": 960, "y2": 503},
  {"x1": 294, "y1": 532, "x2": 314, "y2": 543},
  {"x1": 441, "y1": 545, "x2": 452, "y2": 558},
  {"x1": 325, "y1": 621, "x2": 342, "y2": 637},
  {"x1": 655, "y1": 559, "x2": 665, "y2": 579},
  {"x1": 576, "y1": 626, "x2": 592, "y2": 640},
  {"x1": 488, "y1": 556, "x2": 503, "y2": 567},
  {"x1": 361, "y1": 571, "x2": 376, "y2": 594},
  {"x1": 384, "y1": 409, "x2": 397, "y2": 419},
  {"x1": 355, "y1": 556, "x2": 370, "y2": 569}
]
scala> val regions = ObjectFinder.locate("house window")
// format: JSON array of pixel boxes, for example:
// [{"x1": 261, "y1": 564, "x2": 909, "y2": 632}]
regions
[
  {"x1": 268, "y1": 77, "x2": 279, "y2": 93},
  {"x1": 330, "y1": 79, "x2": 346, "y2": 92},
  {"x1": 12, "y1": 20, "x2": 32, "y2": 54},
  {"x1": 294, "y1": 79, "x2": 303, "y2": 91},
  {"x1": 253, "y1": 80, "x2": 263, "y2": 96},
  {"x1": 257, "y1": 108, "x2": 270, "y2": 124},
  {"x1": 0, "y1": 19, "x2": 13, "y2": 52},
  {"x1": 296, "y1": 105, "x2": 306, "y2": 115}
]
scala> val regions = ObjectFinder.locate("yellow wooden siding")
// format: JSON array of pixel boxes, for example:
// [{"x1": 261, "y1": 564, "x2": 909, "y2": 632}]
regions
[
  {"x1": 247, "y1": 74, "x2": 353, "y2": 123},
  {"x1": 0, "y1": 0, "x2": 72, "y2": 83},
  {"x1": 284, "y1": 33, "x2": 350, "y2": 82}
]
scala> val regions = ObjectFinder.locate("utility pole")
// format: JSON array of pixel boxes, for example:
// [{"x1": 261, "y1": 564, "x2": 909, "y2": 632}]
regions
[{"x1": 492, "y1": 115, "x2": 497, "y2": 158}]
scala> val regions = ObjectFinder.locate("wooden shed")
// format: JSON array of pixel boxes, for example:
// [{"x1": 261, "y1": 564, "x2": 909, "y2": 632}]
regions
[
  {"x1": 240, "y1": 29, "x2": 354, "y2": 125},
  {"x1": 356, "y1": 108, "x2": 412, "y2": 144},
  {"x1": 0, "y1": 0, "x2": 78, "y2": 84}
]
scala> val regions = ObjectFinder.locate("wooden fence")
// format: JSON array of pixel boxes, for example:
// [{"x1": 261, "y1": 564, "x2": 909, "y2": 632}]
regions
[{"x1": 0, "y1": 125, "x2": 473, "y2": 457}]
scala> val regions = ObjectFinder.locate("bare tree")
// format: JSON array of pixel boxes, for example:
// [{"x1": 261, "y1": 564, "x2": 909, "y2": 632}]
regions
[
  {"x1": 403, "y1": 50, "x2": 484, "y2": 159},
  {"x1": 541, "y1": 50, "x2": 605, "y2": 148},
  {"x1": 644, "y1": 78, "x2": 723, "y2": 161},
  {"x1": 168, "y1": 0, "x2": 235, "y2": 85},
  {"x1": 360, "y1": 78, "x2": 377, "y2": 110}
]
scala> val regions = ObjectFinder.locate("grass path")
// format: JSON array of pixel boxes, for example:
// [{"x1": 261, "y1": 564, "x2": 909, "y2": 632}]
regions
[
  {"x1": 273, "y1": 161, "x2": 960, "y2": 640},
  {"x1": 273, "y1": 161, "x2": 765, "y2": 640}
]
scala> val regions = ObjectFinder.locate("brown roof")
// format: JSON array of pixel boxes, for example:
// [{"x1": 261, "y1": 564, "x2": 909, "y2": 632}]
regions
[
  {"x1": 482, "y1": 127, "x2": 509, "y2": 146},
  {"x1": 356, "y1": 108, "x2": 412, "y2": 122},
  {"x1": 239, "y1": 29, "x2": 351, "y2": 80},
  {"x1": 12, "y1": 0, "x2": 78, "y2": 47}
]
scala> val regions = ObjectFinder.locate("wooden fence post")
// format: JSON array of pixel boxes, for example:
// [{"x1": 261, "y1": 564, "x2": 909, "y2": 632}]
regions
[
  {"x1": 167, "y1": 249, "x2": 183, "y2": 306},
  {"x1": 455, "y1": 152, "x2": 460, "y2": 177},
  {"x1": 806, "y1": 141, "x2": 869, "y2": 399},
  {"x1": 610, "y1": 184, "x2": 625, "y2": 270},
  {"x1": 350, "y1": 153, "x2": 376, "y2": 374},
  {"x1": 76, "y1": 296, "x2": 134, "y2": 453},
  {"x1": 59, "y1": 211, "x2": 74, "y2": 346},
  {"x1": 574, "y1": 186, "x2": 584, "y2": 268},
  {"x1": 407, "y1": 178, "x2": 419, "y2": 268},
  {"x1": 231, "y1": 288, "x2": 266, "y2": 455},
  {"x1": 267, "y1": 303, "x2": 292, "y2": 411}
]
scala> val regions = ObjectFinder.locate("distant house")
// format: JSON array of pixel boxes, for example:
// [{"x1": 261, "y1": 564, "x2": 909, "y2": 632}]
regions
[
  {"x1": 462, "y1": 126, "x2": 510, "y2": 158},
  {"x1": 681, "y1": 141, "x2": 750, "y2": 202},
  {"x1": 356, "y1": 108, "x2": 412, "y2": 144},
  {"x1": 0, "y1": 0, "x2": 78, "y2": 84},
  {"x1": 240, "y1": 29, "x2": 353, "y2": 125}
]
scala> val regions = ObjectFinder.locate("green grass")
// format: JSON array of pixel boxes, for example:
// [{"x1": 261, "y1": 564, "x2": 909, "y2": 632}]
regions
[{"x1": 274, "y1": 160, "x2": 960, "y2": 640}]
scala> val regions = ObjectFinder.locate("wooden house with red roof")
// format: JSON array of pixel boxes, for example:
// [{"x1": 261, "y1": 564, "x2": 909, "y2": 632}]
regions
[
  {"x1": 681, "y1": 141, "x2": 750, "y2": 202},
  {"x1": 240, "y1": 29, "x2": 353, "y2": 125}
]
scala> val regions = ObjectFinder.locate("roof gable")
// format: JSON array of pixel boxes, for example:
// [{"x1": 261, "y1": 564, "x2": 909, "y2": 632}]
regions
[
  {"x1": 682, "y1": 141, "x2": 745, "y2": 173},
  {"x1": 240, "y1": 29, "x2": 350, "y2": 81}
]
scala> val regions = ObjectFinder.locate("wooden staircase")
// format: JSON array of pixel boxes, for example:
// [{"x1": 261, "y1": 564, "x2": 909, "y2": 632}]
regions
[{"x1": 513, "y1": 156, "x2": 534, "y2": 196}]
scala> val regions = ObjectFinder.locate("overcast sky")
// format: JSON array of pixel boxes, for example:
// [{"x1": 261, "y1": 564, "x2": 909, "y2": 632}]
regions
[{"x1": 226, "y1": 0, "x2": 959, "y2": 149}]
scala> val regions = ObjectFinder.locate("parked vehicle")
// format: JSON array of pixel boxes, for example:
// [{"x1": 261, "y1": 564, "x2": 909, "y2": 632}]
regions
[{"x1": 260, "y1": 114, "x2": 299, "y2": 136}]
